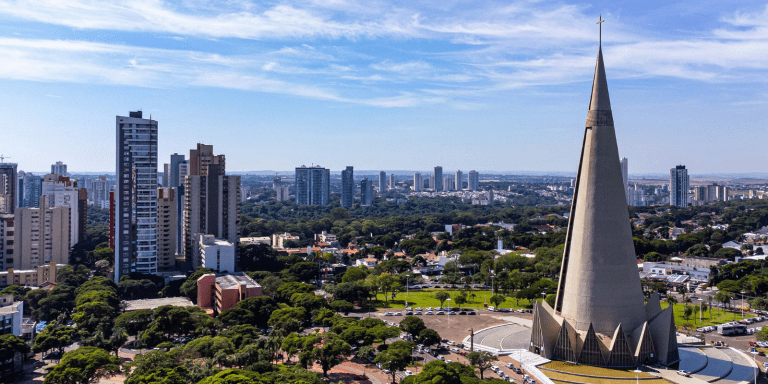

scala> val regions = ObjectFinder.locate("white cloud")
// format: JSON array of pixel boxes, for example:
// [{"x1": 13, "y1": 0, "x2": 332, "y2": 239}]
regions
[{"x1": 0, "y1": 1, "x2": 767, "y2": 109}]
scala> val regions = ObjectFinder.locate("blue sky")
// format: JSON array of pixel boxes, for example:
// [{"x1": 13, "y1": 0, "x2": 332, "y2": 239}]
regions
[{"x1": 0, "y1": 0, "x2": 766, "y2": 174}]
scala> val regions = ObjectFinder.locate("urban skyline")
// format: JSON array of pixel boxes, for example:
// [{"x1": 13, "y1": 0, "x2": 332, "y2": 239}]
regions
[{"x1": 1, "y1": 1, "x2": 767, "y2": 174}]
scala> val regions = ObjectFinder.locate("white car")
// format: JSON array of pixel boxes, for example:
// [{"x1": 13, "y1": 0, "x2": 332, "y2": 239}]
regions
[
  {"x1": 677, "y1": 370, "x2": 690, "y2": 377},
  {"x1": 447, "y1": 340, "x2": 456, "y2": 346},
  {"x1": 446, "y1": 359, "x2": 452, "y2": 363},
  {"x1": 405, "y1": 370, "x2": 414, "y2": 376},
  {"x1": 384, "y1": 312, "x2": 393, "y2": 316},
  {"x1": 438, "y1": 356, "x2": 445, "y2": 361},
  {"x1": 488, "y1": 306, "x2": 495, "y2": 311}
]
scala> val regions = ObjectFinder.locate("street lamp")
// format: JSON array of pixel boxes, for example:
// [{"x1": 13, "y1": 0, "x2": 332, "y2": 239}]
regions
[
  {"x1": 699, "y1": 298, "x2": 704, "y2": 326},
  {"x1": 741, "y1": 291, "x2": 746, "y2": 319},
  {"x1": 750, "y1": 350, "x2": 758, "y2": 384},
  {"x1": 633, "y1": 369, "x2": 642, "y2": 384},
  {"x1": 406, "y1": 276, "x2": 410, "y2": 309}
]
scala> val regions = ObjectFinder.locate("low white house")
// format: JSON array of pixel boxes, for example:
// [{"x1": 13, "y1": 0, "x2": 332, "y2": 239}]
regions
[{"x1": 355, "y1": 258, "x2": 377, "y2": 268}]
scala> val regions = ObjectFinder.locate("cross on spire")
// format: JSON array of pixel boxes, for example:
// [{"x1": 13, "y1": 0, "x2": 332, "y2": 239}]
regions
[{"x1": 597, "y1": 15, "x2": 605, "y2": 46}]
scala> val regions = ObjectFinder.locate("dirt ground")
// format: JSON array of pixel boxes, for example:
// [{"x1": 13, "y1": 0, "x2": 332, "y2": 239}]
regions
[{"x1": 376, "y1": 310, "x2": 510, "y2": 343}]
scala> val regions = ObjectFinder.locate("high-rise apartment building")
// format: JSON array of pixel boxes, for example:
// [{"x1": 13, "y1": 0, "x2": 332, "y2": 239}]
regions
[
  {"x1": 190, "y1": 143, "x2": 225, "y2": 177},
  {"x1": 157, "y1": 188, "x2": 177, "y2": 271},
  {"x1": 378, "y1": 171, "x2": 386, "y2": 193},
  {"x1": 273, "y1": 177, "x2": 282, "y2": 189},
  {"x1": 177, "y1": 161, "x2": 189, "y2": 186},
  {"x1": 42, "y1": 174, "x2": 81, "y2": 247},
  {"x1": 275, "y1": 186, "x2": 290, "y2": 202},
  {"x1": 295, "y1": 166, "x2": 330, "y2": 206},
  {"x1": 341, "y1": 166, "x2": 354, "y2": 208},
  {"x1": 468, "y1": 170, "x2": 479, "y2": 191},
  {"x1": 694, "y1": 183, "x2": 730, "y2": 205},
  {"x1": 443, "y1": 176, "x2": 454, "y2": 191},
  {"x1": 91, "y1": 176, "x2": 110, "y2": 209},
  {"x1": 670, "y1": 165, "x2": 689, "y2": 208},
  {"x1": 51, "y1": 161, "x2": 67, "y2": 176},
  {"x1": 620, "y1": 157, "x2": 630, "y2": 205},
  {"x1": 18, "y1": 172, "x2": 42, "y2": 208},
  {"x1": 15, "y1": 196, "x2": 70, "y2": 270},
  {"x1": 169, "y1": 153, "x2": 186, "y2": 188},
  {"x1": 413, "y1": 173, "x2": 423, "y2": 192},
  {"x1": 455, "y1": 170, "x2": 463, "y2": 191},
  {"x1": 389, "y1": 174, "x2": 395, "y2": 190},
  {"x1": 0, "y1": 214, "x2": 14, "y2": 270},
  {"x1": 434, "y1": 166, "x2": 443, "y2": 192},
  {"x1": 360, "y1": 178, "x2": 373, "y2": 206},
  {"x1": 115, "y1": 111, "x2": 158, "y2": 279},
  {"x1": 428, "y1": 174, "x2": 435, "y2": 189},
  {"x1": 184, "y1": 153, "x2": 240, "y2": 268},
  {"x1": 0, "y1": 162, "x2": 17, "y2": 214}
]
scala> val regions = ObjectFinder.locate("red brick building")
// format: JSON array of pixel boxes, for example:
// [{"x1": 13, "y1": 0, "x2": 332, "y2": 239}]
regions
[{"x1": 197, "y1": 273, "x2": 262, "y2": 316}]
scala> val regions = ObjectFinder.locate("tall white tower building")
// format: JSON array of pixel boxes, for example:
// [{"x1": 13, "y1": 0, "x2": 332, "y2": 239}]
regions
[
  {"x1": 620, "y1": 157, "x2": 630, "y2": 205},
  {"x1": 413, "y1": 172, "x2": 422, "y2": 192},
  {"x1": 455, "y1": 170, "x2": 463, "y2": 191},
  {"x1": 115, "y1": 111, "x2": 158, "y2": 279},
  {"x1": 468, "y1": 170, "x2": 479, "y2": 191}
]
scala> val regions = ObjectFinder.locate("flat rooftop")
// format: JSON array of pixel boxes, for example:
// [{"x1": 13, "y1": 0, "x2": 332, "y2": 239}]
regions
[
  {"x1": 124, "y1": 297, "x2": 194, "y2": 312},
  {"x1": 216, "y1": 273, "x2": 260, "y2": 290}
]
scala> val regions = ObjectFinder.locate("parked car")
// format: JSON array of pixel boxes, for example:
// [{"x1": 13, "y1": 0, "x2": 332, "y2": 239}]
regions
[{"x1": 677, "y1": 370, "x2": 690, "y2": 377}]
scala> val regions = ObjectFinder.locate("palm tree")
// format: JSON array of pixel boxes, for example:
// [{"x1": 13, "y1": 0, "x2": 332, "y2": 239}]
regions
[{"x1": 667, "y1": 295, "x2": 678, "y2": 311}]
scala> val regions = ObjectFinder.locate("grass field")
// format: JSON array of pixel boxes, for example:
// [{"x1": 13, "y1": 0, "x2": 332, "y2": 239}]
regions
[
  {"x1": 542, "y1": 361, "x2": 657, "y2": 378},
  {"x1": 660, "y1": 302, "x2": 754, "y2": 329},
  {"x1": 373, "y1": 289, "x2": 536, "y2": 310},
  {"x1": 545, "y1": 370, "x2": 670, "y2": 384}
]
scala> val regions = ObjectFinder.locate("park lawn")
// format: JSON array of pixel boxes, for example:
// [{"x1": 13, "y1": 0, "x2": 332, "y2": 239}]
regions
[
  {"x1": 542, "y1": 361, "x2": 656, "y2": 378},
  {"x1": 543, "y1": 370, "x2": 669, "y2": 384},
  {"x1": 373, "y1": 289, "x2": 535, "y2": 310},
  {"x1": 660, "y1": 302, "x2": 754, "y2": 329}
]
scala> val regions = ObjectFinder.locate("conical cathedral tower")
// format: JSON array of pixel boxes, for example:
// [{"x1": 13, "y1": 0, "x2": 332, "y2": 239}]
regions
[
  {"x1": 553, "y1": 40, "x2": 646, "y2": 335},
  {"x1": 529, "y1": 23, "x2": 679, "y2": 367}
]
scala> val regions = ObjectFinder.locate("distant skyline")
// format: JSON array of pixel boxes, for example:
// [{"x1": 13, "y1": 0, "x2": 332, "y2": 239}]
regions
[{"x1": 0, "y1": 0, "x2": 766, "y2": 174}]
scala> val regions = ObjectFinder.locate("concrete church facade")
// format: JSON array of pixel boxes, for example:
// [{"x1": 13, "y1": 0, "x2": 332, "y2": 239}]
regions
[{"x1": 529, "y1": 33, "x2": 679, "y2": 367}]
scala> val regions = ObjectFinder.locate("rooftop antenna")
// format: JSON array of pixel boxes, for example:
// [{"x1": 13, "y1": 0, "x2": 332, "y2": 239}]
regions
[
  {"x1": 597, "y1": 15, "x2": 605, "y2": 46},
  {"x1": 0, "y1": 155, "x2": 10, "y2": 163}
]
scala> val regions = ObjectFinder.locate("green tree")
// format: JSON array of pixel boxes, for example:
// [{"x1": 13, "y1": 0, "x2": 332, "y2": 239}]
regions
[
  {"x1": 683, "y1": 305, "x2": 693, "y2": 325},
  {"x1": 114, "y1": 310, "x2": 153, "y2": 336},
  {"x1": 453, "y1": 291, "x2": 467, "y2": 307},
  {"x1": 309, "y1": 333, "x2": 351, "y2": 377},
  {"x1": 184, "y1": 336, "x2": 235, "y2": 359},
  {"x1": 34, "y1": 324, "x2": 75, "y2": 355},
  {"x1": 375, "y1": 341, "x2": 413, "y2": 384},
  {"x1": 328, "y1": 300, "x2": 354, "y2": 314},
  {"x1": 341, "y1": 266, "x2": 368, "y2": 283},
  {"x1": 43, "y1": 347, "x2": 121, "y2": 384},
  {"x1": 489, "y1": 294, "x2": 506, "y2": 308},
  {"x1": 399, "y1": 316, "x2": 426, "y2": 339},
  {"x1": 714, "y1": 291, "x2": 731, "y2": 309},
  {"x1": 466, "y1": 350, "x2": 497, "y2": 379},
  {"x1": 0, "y1": 334, "x2": 30, "y2": 375},
  {"x1": 434, "y1": 291, "x2": 450, "y2": 308},
  {"x1": 418, "y1": 328, "x2": 441, "y2": 346}
]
